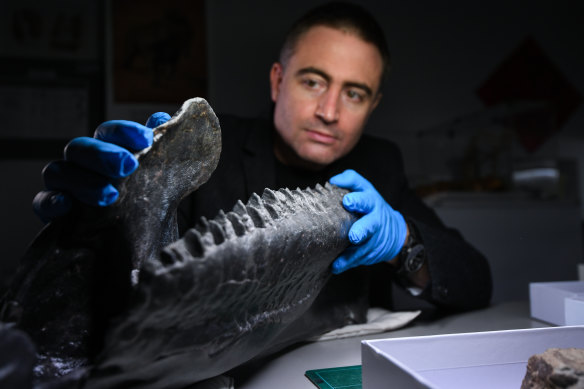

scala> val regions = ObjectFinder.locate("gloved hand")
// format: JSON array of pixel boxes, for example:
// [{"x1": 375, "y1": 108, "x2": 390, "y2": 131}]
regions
[
  {"x1": 329, "y1": 169, "x2": 407, "y2": 274},
  {"x1": 33, "y1": 112, "x2": 171, "y2": 222}
]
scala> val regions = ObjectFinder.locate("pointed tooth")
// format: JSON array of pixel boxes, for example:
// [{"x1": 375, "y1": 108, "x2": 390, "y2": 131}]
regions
[
  {"x1": 233, "y1": 200, "x2": 248, "y2": 216},
  {"x1": 311, "y1": 198, "x2": 325, "y2": 212},
  {"x1": 314, "y1": 183, "x2": 326, "y2": 194},
  {"x1": 214, "y1": 210, "x2": 229, "y2": 231},
  {"x1": 195, "y1": 216, "x2": 210, "y2": 234},
  {"x1": 261, "y1": 188, "x2": 283, "y2": 215},
  {"x1": 215, "y1": 210, "x2": 236, "y2": 239},
  {"x1": 183, "y1": 228, "x2": 205, "y2": 257},
  {"x1": 304, "y1": 186, "x2": 318, "y2": 200},
  {"x1": 274, "y1": 189, "x2": 288, "y2": 202},
  {"x1": 226, "y1": 212, "x2": 246, "y2": 236},
  {"x1": 248, "y1": 192, "x2": 263, "y2": 208},
  {"x1": 294, "y1": 188, "x2": 317, "y2": 212},
  {"x1": 264, "y1": 203, "x2": 280, "y2": 219},
  {"x1": 262, "y1": 188, "x2": 279, "y2": 204},
  {"x1": 304, "y1": 187, "x2": 320, "y2": 206},
  {"x1": 279, "y1": 188, "x2": 295, "y2": 202},
  {"x1": 231, "y1": 201, "x2": 254, "y2": 230},
  {"x1": 306, "y1": 189, "x2": 324, "y2": 212},
  {"x1": 216, "y1": 209, "x2": 227, "y2": 223},
  {"x1": 293, "y1": 187, "x2": 307, "y2": 200},
  {"x1": 294, "y1": 188, "x2": 314, "y2": 211},
  {"x1": 297, "y1": 187, "x2": 314, "y2": 206},
  {"x1": 247, "y1": 206, "x2": 267, "y2": 228},
  {"x1": 208, "y1": 220, "x2": 226, "y2": 244},
  {"x1": 272, "y1": 189, "x2": 293, "y2": 213}
]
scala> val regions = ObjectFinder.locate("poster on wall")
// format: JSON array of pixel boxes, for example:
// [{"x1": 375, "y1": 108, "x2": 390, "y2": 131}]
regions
[
  {"x1": 0, "y1": 0, "x2": 99, "y2": 60},
  {"x1": 0, "y1": 0, "x2": 102, "y2": 158},
  {"x1": 112, "y1": 0, "x2": 207, "y2": 104}
]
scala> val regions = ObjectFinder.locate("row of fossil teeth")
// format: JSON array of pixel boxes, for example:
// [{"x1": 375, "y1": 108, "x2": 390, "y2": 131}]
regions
[{"x1": 158, "y1": 183, "x2": 340, "y2": 265}]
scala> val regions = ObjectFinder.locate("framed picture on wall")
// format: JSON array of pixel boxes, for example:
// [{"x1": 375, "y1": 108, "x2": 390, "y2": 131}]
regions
[
  {"x1": 112, "y1": 0, "x2": 207, "y2": 105},
  {"x1": 0, "y1": 0, "x2": 103, "y2": 159}
]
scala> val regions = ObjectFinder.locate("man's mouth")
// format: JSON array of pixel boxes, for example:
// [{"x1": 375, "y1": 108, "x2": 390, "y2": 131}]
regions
[{"x1": 305, "y1": 129, "x2": 337, "y2": 145}]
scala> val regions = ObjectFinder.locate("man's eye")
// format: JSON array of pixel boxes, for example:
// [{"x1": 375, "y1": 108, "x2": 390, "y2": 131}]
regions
[
  {"x1": 303, "y1": 79, "x2": 320, "y2": 88},
  {"x1": 346, "y1": 90, "x2": 364, "y2": 102}
]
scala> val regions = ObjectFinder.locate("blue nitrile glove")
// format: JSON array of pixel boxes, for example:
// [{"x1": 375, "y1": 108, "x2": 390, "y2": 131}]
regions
[
  {"x1": 32, "y1": 112, "x2": 171, "y2": 222},
  {"x1": 329, "y1": 169, "x2": 408, "y2": 274}
]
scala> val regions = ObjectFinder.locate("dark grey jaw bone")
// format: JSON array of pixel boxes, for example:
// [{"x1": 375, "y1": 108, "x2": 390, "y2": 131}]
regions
[
  {"x1": 0, "y1": 98, "x2": 221, "y2": 383},
  {"x1": 2, "y1": 96, "x2": 362, "y2": 389},
  {"x1": 116, "y1": 97, "x2": 223, "y2": 271},
  {"x1": 87, "y1": 183, "x2": 357, "y2": 389}
]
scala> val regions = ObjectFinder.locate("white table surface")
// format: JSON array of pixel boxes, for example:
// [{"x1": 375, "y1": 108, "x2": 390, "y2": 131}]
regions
[{"x1": 234, "y1": 301, "x2": 548, "y2": 388}]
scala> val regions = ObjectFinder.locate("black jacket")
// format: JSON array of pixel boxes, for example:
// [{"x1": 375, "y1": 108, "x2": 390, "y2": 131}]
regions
[{"x1": 179, "y1": 114, "x2": 492, "y2": 317}]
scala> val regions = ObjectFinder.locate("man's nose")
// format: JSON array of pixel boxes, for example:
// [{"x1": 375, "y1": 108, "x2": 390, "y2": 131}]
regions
[{"x1": 315, "y1": 89, "x2": 340, "y2": 123}]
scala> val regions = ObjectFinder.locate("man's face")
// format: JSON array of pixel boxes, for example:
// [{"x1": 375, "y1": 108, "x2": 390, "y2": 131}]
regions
[{"x1": 270, "y1": 25, "x2": 383, "y2": 169}]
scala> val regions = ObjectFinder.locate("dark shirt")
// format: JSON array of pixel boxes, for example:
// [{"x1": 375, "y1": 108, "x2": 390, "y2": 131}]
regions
[{"x1": 178, "y1": 114, "x2": 492, "y2": 315}]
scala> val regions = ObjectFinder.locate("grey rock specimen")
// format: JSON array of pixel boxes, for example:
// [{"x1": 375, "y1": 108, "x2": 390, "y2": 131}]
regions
[
  {"x1": 0, "y1": 97, "x2": 360, "y2": 388},
  {"x1": 521, "y1": 348, "x2": 584, "y2": 389}
]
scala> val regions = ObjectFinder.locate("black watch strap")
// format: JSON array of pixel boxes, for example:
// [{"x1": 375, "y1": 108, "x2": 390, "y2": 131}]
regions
[{"x1": 397, "y1": 221, "x2": 426, "y2": 275}]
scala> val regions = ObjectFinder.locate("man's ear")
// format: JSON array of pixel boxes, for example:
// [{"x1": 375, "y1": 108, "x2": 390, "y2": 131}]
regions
[{"x1": 269, "y1": 62, "x2": 284, "y2": 102}]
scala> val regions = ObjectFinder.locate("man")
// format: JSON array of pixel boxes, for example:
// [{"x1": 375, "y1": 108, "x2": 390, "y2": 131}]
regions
[{"x1": 34, "y1": 2, "x2": 491, "y2": 318}]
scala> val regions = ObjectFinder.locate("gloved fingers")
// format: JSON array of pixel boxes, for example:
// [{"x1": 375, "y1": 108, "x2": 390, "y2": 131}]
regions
[
  {"x1": 347, "y1": 212, "x2": 378, "y2": 244},
  {"x1": 32, "y1": 190, "x2": 73, "y2": 223},
  {"x1": 342, "y1": 191, "x2": 376, "y2": 214},
  {"x1": 331, "y1": 246, "x2": 359, "y2": 274},
  {"x1": 64, "y1": 137, "x2": 139, "y2": 179},
  {"x1": 333, "y1": 236, "x2": 384, "y2": 274},
  {"x1": 43, "y1": 161, "x2": 119, "y2": 207},
  {"x1": 329, "y1": 169, "x2": 372, "y2": 192},
  {"x1": 93, "y1": 120, "x2": 153, "y2": 151},
  {"x1": 145, "y1": 112, "x2": 171, "y2": 128},
  {"x1": 332, "y1": 243, "x2": 380, "y2": 274}
]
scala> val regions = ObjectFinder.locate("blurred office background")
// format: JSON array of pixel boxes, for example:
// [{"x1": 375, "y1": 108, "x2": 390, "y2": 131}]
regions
[{"x1": 1, "y1": 0, "x2": 583, "y2": 302}]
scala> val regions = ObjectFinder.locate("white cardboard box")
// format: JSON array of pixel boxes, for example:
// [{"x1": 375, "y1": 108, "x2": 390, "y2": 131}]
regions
[
  {"x1": 362, "y1": 326, "x2": 584, "y2": 389},
  {"x1": 529, "y1": 281, "x2": 584, "y2": 325},
  {"x1": 566, "y1": 296, "x2": 584, "y2": 325}
]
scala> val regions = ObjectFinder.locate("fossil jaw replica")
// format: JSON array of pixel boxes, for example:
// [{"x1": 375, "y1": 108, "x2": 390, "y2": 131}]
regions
[
  {"x1": 88, "y1": 183, "x2": 355, "y2": 389},
  {"x1": 1, "y1": 98, "x2": 359, "y2": 389}
]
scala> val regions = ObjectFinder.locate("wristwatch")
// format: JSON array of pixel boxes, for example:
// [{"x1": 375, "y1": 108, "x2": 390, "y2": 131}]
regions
[{"x1": 396, "y1": 221, "x2": 426, "y2": 275}]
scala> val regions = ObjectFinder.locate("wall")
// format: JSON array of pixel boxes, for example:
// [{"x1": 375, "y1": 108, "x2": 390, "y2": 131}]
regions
[
  {"x1": 2, "y1": 0, "x2": 583, "y2": 294},
  {"x1": 206, "y1": 0, "x2": 584, "y2": 179}
]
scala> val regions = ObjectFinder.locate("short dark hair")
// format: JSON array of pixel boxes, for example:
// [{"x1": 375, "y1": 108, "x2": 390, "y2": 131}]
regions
[{"x1": 279, "y1": 2, "x2": 391, "y2": 85}]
